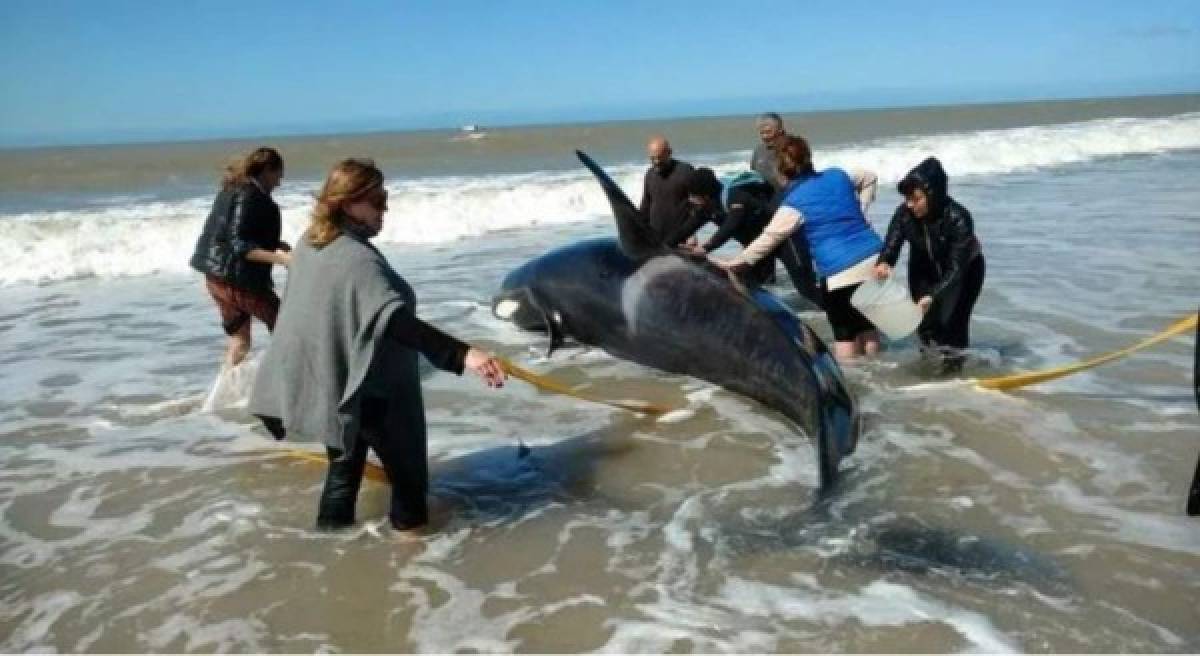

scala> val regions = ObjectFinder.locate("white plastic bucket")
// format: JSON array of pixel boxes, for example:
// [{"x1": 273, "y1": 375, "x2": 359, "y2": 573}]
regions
[{"x1": 851, "y1": 277, "x2": 922, "y2": 340}]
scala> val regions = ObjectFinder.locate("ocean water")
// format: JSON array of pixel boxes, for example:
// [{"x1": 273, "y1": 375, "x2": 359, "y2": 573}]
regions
[{"x1": 0, "y1": 96, "x2": 1198, "y2": 652}]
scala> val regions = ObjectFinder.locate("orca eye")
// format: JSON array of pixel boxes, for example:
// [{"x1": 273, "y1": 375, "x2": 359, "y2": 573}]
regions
[{"x1": 494, "y1": 300, "x2": 520, "y2": 319}]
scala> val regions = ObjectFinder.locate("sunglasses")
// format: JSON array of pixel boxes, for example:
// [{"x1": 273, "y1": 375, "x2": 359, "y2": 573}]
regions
[
  {"x1": 351, "y1": 183, "x2": 388, "y2": 210},
  {"x1": 364, "y1": 189, "x2": 388, "y2": 210}
]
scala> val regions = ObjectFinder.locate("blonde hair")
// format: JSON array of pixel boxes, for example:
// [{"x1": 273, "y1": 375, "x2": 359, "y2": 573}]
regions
[
  {"x1": 221, "y1": 147, "x2": 283, "y2": 190},
  {"x1": 305, "y1": 158, "x2": 385, "y2": 247}
]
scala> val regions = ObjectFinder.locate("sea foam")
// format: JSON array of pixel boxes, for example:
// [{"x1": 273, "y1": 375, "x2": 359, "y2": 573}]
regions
[{"x1": 1, "y1": 112, "x2": 1197, "y2": 285}]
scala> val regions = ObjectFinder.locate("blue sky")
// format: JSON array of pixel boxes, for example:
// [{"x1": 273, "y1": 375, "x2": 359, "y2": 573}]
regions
[{"x1": 1, "y1": 0, "x2": 1197, "y2": 146}]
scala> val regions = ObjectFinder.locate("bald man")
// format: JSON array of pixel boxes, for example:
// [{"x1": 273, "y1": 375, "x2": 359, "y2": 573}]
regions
[{"x1": 639, "y1": 135, "x2": 695, "y2": 246}]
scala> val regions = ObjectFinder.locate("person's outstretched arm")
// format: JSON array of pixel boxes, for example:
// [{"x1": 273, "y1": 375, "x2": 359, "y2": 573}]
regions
[
  {"x1": 702, "y1": 202, "x2": 747, "y2": 253},
  {"x1": 384, "y1": 312, "x2": 506, "y2": 386},
  {"x1": 723, "y1": 204, "x2": 803, "y2": 268},
  {"x1": 384, "y1": 311, "x2": 468, "y2": 374},
  {"x1": 662, "y1": 206, "x2": 713, "y2": 248}
]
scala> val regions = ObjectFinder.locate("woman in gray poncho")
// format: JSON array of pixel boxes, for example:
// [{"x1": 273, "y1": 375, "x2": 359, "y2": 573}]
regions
[{"x1": 250, "y1": 158, "x2": 506, "y2": 532}]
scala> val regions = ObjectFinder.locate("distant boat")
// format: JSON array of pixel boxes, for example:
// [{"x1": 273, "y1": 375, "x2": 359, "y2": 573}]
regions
[{"x1": 452, "y1": 124, "x2": 489, "y2": 141}]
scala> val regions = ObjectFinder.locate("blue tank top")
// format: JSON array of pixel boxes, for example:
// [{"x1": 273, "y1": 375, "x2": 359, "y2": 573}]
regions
[{"x1": 782, "y1": 168, "x2": 882, "y2": 278}]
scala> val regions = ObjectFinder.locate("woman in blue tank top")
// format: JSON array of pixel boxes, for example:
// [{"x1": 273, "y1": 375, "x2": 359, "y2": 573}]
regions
[{"x1": 715, "y1": 136, "x2": 883, "y2": 361}]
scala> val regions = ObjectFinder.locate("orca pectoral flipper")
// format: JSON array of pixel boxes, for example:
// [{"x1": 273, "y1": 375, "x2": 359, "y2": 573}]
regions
[
  {"x1": 545, "y1": 312, "x2": 565, "y2": 357},
  {"x1": 526, "y1": 294, "x2": 565, "y2": 357}
]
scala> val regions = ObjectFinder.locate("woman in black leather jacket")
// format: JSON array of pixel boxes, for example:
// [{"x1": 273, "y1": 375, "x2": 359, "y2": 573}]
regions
[
  {"x1": 190, "y1": 147, "x2": 292, "y2": 368},
  {"x1": 873, "y1": 157, "x2": 985, "y2": 373}
]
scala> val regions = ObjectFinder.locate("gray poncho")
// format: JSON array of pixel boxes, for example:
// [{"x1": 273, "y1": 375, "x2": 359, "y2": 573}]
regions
[{"x1": 250, "y1": 232, "x2": 423, "y2": 452}]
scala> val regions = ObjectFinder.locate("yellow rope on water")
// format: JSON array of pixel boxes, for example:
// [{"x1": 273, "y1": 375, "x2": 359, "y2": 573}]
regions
[
  {"x1": 497, "y1": 357, "x2": 674, "y2": 416},
  {"x1": 277, "y1": 356, "x2": 676, "y2": 483},
  {"x1": 974, "y1": 312, "x2": 1198, "y2": 391},
  {"x1": 280, "y1": 447, "x2": 391, "y2": 483},
  {"x1": 277, "y1": 315, "x2": 1196, "y2": 480}
]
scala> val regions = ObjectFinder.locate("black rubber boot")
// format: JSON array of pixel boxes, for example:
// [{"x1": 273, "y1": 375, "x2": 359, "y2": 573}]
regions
[
  {"x1": 373, "y1": 436, "x2": 429, "y2": 531},
  {"x1": 315, "y1": 444, "x2": 367, "y2": 530}
]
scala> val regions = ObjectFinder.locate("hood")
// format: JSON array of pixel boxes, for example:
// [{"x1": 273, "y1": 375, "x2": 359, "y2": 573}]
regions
[
  {"x1": 898, "y1": 157, "x2": 948, "y2": 210},
  {"x1": 722, "y1": 170, "x2": 766, "y2": 189}
]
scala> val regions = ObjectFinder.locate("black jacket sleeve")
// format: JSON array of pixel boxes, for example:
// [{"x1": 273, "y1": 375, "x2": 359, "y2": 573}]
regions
[
  {"x1": 928, "y1": 204, "x2": 978, "y2": 300},
  {"x1": 384, "y1": 311, "x2": 469, "y2": 375},
  {"x1": 703, "y1": 203, "x2": 747, "y2": 252},
  {"x1": 639, "y1": 171, "x2": 653, "y2": 216},
  {"x1": 228, "y1": 190, "x2": 269, "y2": 258},
  {"x1": 661, "y1": 205, "x2": 712, "y2": 248},
  {"x1": 877, "y1": 205, "x2": 909, "y2": 266}
]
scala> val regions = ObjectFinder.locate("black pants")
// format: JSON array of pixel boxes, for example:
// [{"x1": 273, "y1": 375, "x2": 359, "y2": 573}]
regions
[
  {"x1": 743, "y1": 251, "x2": 777, "y2": 287},
  {"x1": 316, "y1": 396, "x2": 428, "y2": 531},
  {"x1": 1188, "y1": 309, "x2": 1199, "y2": 516},
  {"x1": 916, "y1": 256, "x2": 986, "y2": 373},
  {"x1": 775, "y1": 237, "x2": 824, "y2": 309}
]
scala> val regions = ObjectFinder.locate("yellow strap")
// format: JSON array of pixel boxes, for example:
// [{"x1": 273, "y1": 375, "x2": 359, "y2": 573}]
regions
[
  {"x1": 975, "y1": 313, "x2": 1198, "y2": 391},
  {"x1": 275, "y1": 356, "x2": 674, "y2": 484},
  {"x1": 497, "y1": 356, "x2": 674, "y2": 416},
  {"x1": 276, "y1": 315, "x2": 1197, "y2": 479},
  {"x1": 281, "y1": 447, "x2": 391, "y2": 483}
]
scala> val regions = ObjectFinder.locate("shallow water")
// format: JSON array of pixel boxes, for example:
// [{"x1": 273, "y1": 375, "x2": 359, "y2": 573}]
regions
[{"x1": 2, "y1": 137, "x2": 1199, "y2": 650}]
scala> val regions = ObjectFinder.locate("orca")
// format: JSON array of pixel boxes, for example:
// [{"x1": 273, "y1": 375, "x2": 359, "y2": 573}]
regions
[{"x1": 493, "y1": 151, "x2": 859, "y2": 488}]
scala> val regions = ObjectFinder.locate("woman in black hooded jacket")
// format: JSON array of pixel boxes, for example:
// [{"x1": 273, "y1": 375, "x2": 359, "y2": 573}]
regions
[{"x1": 874, "y1": 157, "x2": 985, "y2": 372}]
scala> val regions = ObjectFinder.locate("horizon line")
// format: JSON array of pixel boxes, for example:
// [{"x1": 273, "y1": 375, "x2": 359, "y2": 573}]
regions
[{"x1": 3, "y1": 89, "x2": 1198, "y2": 153}]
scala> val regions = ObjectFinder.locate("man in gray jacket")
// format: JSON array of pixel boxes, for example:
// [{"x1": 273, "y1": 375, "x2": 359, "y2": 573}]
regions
[{"x1": 752, "y1": 112, "x2": 878, "y2": 213}]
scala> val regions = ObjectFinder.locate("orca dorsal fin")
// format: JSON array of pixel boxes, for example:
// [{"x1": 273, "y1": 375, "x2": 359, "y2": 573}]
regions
[{"x1": 576, "y1": 150, "x2": 663, "y2": 259}]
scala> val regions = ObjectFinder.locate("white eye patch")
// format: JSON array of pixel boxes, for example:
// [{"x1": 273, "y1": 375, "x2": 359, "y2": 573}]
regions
[{"x1": 494, "y1": 299, "x2": 520, "y2": 319}]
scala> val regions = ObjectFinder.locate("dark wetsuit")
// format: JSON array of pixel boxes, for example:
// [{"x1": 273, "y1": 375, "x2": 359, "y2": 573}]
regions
[
  {"x1": 662, "y1": 181, "x2": 775, "y2": 286},
  {"x1": 702, "y1": 182, "x2": 777, "y2": 286},
  {"x1": 640, "y1": 159, "x2": 695, "y2": 247},
  {"x1": 664, "y1": 178, "x2": 821, "y2": 307},
  {"x1": 878, "y1": 157, "x2": 985, "y2": 373},
  {"x1": 704, "y1": 182, "x2": 774, "y2": 252}
]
